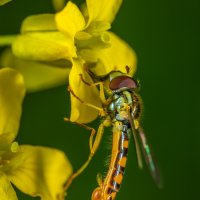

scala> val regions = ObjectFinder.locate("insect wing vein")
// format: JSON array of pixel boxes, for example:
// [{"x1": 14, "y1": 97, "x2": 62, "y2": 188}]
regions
[{"x1": 138, "y1": 128, "x2": 163, "y2": 188}]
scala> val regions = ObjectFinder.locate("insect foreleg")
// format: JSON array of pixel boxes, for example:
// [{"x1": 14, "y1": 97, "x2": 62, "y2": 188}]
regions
[
  {"x1": 68, "y1": 85, "x2": 106, "y2": 116},
  {"x1": 79, "y1": 74, "x2": 108, "y2": 104}
]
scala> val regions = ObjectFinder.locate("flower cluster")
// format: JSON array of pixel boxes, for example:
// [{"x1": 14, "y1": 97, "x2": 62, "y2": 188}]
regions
[
  {"x1": 0, "y1": 0, "x2": 137, "y2": 199},
  {"x1": 0, "y1": 68, "x2": 72, "y2": 200}
]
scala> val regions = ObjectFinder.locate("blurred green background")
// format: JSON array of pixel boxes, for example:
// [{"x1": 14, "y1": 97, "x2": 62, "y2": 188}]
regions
[{"x1": 0, "y1": 0, "x2": 200, "y2": 200}]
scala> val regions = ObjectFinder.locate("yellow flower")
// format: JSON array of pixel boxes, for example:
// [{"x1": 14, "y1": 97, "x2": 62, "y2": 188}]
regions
[
  {"x1": 1, "y1": 0, "x2": 137, "y2": 123},
  {"x1": 55, "y1": 0, "x2": 137, "y2": 123},
  {"x1": 0, "y1": 68, "x2": 72, "y2": 200},
  {"x1": 0, "y1": 13, "x2": 72, "y2": 92},
  {"x1": 0, "y1": 49, "x2": 71, "y2": 92},
  {"x1": 0, "y1": 0, "x2": 12, "y2": 6}
]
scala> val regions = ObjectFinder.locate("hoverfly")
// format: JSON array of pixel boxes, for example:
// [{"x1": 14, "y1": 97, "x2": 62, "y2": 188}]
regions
[{"x1": 64, "y1": 67, "x2": 161, "y2": 200}]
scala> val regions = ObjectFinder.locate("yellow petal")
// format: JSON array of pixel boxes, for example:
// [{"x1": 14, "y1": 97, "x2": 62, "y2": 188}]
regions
[
  {"x1": 69, "y1": 59, "x2": 101, "y2": 123},
  {"x1": 21, "y1": 14, "x2": 57, "y2": 33},
  {"x1": 89, "y1": 32, "x2": 137, "y2": 76},
  {"x1": 0, "y1": 133, "x2": 17, "y2": 145},
  {"x1": 0, "y1": 68, "x2": 25, "y2": 140},
  {"x1": 0, "y1": 49, "x2": 71, "y2": 92},
  {"x1": 0, "y1": 172, "x2": 18, "y2": 200},
  {"x1": 55, "y1": 1, "x2": 85, "y2": 37},
  {"x1": 0, "y1": 0, "x2": 12, "y2": 6},
  {"x1": 12, "y1": 32, "x2": 76, "y2": 61},
  {"x1": 86, "y1": 0, "x2": 122, "y2": 25},
  {"x1": 9, "y1": 145, "x2": 73, "y2": 200}
]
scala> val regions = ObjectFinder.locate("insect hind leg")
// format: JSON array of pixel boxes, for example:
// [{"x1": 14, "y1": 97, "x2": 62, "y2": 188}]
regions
[
  {"x1": 63, "y1": 119, "x2": 110, "y2": 192},
  {"x1": 64, "y1": 117, "x2": 96, "y2": 151}
]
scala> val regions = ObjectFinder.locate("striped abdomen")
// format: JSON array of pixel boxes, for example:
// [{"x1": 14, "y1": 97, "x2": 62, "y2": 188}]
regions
[{"x1": 92, "y1": 121, "x2": 130, "y2": 200}]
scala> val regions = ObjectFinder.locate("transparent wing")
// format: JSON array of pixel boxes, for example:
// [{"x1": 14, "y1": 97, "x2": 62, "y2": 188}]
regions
[
  {"x1": 127, "y1": 113, "x2": 143, "y2": 169},
  {"x1": 137, "y1": 127, "x2": 162, "y2": 188}
]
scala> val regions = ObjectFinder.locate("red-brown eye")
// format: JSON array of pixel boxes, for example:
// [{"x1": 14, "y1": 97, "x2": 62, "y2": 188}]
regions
[{"x1": 109, "y1": 76, "x2": 137, "y2": 90}]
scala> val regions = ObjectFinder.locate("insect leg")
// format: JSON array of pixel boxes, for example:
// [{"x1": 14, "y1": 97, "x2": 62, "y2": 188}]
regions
[
  {"x1": 68, "y1": 85, "x2": 107, "y2": 117},
  {"x1": 63, "y1": 119, "x2": 110, "y2": 191},
  {"x1": 64, "y1": 117, "x2": 96, "y2": 151},
  {"x1": 68, "y1": 85, "x2": 101, "y2": 110},
  {"x1": 79, "y1": 74, "x2": 108, "y2": 105}
]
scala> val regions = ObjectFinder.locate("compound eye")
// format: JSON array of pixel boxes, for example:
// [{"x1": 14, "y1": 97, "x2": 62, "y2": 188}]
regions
[{"x1": 109, "y1": 76, "x2": 137, "y2": 90}]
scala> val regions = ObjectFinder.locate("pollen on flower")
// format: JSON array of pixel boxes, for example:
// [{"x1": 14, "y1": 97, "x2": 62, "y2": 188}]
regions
[{"x1": 11, "y1": 142, "x2": 19, "y2": 153}]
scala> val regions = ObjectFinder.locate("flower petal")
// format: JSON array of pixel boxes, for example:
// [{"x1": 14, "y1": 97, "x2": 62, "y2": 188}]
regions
[
  {"x1": 69, "y1": 59, "x2": 101, "y2": 123},
  {"x1": 9, "y1": 145, "x2": 73, "y2": 200},
  {"x1": 0, "y1": 172, "x2": 18, "y2": 200},
  {"x1": 12, "y1": 32, "x2": 76, "y2": 61},
  {"x1": 0, "y1": 68, "x2": 25, "y2": 140},
  {"x1": 55, "y1": 1, "x2": 85, "y2": 38},
  {"x1": 0, "y1": 49, "x2": 71, "y2": 92},
  {"x1": 89, "y1": 32, "x2": 137, "y2": 76},
  {"x1": 86, "y1": 0, "x2": 122, "y2": 25},
  {"x1": 0, "y1": 0, "x2": 12, "y2": 6},
  {"x1": 21, "y1": 14, "x2": 57, "y2": 33}
]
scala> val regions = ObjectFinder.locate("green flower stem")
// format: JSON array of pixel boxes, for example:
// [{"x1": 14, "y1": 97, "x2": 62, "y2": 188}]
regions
[
  {"x1": 0, "y1": 35, "x2": 17, "y2": 46},
  {"x1": 0, "y1": 142, "x2": 19, "y2": 153}
]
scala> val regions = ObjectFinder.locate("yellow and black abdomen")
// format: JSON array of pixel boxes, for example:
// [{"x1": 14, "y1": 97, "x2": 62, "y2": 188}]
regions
[
  {"x1": 102, "y1": 121, "x2": 130, "y2": 200},
  {"x1": 92, "y1": 90, "x2": 133, "y2": 200}
]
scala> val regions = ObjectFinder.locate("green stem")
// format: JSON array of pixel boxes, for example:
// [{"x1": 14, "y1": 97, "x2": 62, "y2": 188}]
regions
[{"x1": 0, "y1": 35, "x2": 17, "y2": 46}]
